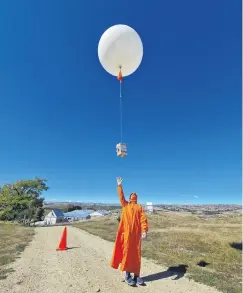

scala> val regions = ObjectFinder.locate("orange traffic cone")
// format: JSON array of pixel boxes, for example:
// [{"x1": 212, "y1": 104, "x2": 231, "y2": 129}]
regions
[{"x1": 56, "y1": 227, "x2": 67, "y2": 251}]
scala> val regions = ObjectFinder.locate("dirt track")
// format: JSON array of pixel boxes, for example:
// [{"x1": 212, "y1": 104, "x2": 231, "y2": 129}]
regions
[{"x1": 0, "y1": 226, "x2": 222, "y2": 293}]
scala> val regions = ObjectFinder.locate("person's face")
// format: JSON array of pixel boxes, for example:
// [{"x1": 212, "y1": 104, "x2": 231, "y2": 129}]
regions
[{"x1": 129, "y1": 193, "x2": 138, "y2": 203}]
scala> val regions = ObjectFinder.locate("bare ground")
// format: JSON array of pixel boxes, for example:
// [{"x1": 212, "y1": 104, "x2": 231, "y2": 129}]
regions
[{"x1": 0, "y1": 226, "x2": 222, "y2": 293}]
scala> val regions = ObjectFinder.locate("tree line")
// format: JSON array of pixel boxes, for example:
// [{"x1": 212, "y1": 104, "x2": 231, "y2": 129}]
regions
[{"x1": 0, "y1": 177, "x2": 48, "y2": 225}]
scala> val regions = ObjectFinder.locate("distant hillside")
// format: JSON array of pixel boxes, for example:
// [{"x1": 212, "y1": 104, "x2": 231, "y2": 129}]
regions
[
  {"x1": 44, "y1": 202, "x2": 241, "y2": 214},
  {"x1": 44, "y1": 202, "x2": 121, "y2": 212},
  {"x1": 154, "y1": 204, "x2": 242, "y2": 215}
]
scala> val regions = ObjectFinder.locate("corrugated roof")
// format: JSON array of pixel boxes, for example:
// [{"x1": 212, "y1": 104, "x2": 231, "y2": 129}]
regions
[
  {"x1": 94, "y1": 210, "x2": 109, "y2": 215},
  {"x1": 64, "y1": 212, "x2": 90, "y2": 219},
  {"x1": 64, "y1": 210, "x2": 92, "y2": 218},
  {"x1": 64, "y1": 209, "x2": 94, "y2": 215},
  {"x1": 71, "y1": 209, "x2": 94, "y2": 214}
]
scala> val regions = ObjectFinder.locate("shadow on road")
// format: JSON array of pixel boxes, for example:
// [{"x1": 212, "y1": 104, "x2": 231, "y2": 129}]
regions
[
  {"x1": 67, "y1": 247, "x2": 80, "y2": 250},
  {"x1": 229, "y1": 242, "x2": 242, "y2": 251},
  {"x1": 143, "y1": 264, "x2": 188, "y2": 282}
]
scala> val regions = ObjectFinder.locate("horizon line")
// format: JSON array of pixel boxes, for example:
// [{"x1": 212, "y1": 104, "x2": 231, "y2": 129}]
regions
[{"x1": 44, "y1": 201, "x2": 242, "y2": 206}]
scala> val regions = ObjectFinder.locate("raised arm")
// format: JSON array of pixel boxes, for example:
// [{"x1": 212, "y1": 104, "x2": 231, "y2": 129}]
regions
[
  {"x1": 140, "y1": 207, "x2": 148, "y2": 233},
  {"x1": 117, "y1": 177, "x2": 128, "y2": 207}
]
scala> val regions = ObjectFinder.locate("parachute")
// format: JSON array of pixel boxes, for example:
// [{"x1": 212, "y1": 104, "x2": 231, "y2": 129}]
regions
[{"x1": 98, "y1": 24, "x2": 143, "y2": 157}]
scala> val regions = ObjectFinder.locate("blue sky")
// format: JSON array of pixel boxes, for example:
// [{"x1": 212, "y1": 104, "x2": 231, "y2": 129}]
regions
[{"x1": 0, "y1": 0, "x2": 241, "y2": 204}]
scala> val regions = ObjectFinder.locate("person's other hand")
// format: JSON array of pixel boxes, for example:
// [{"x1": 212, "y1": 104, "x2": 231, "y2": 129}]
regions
[
  {"x1": 142, "y1": 232, "x2": 147, "y2": 239},
  {"x1": 117, "y1": 177, "x2": 123, "y2": 186}
]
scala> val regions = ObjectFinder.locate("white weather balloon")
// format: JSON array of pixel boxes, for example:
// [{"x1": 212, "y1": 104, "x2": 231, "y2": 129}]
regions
[{"x1": 98, "y1": 24, "x2": 143, "y2": 77}]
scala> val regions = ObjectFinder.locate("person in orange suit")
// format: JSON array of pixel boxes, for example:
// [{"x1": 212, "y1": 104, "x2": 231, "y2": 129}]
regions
[{"x1": 110, "y1": 177, "x2": 148, "y2": 286}]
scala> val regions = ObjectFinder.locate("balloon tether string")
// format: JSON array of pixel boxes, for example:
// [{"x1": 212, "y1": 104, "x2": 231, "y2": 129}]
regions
[
  {"x1": 118, "y1": 66, "x2": 123, "y2": 144},
  {"x1": 119, "y1": 80, "x2": 123, "y2": 143}
]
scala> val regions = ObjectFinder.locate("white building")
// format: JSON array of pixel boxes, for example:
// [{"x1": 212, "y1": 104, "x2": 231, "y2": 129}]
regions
[
  {"x1": 146, "y1": 202, "x2": 154, "y2": 213},
  {"x1": 44, "y1": 209, "x2": 64, "y2": 225}
]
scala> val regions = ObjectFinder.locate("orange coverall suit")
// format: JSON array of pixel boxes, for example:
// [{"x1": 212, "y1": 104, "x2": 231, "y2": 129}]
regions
[{"x1": 110, "y1": 185, "x2": 148, "y2": 277}]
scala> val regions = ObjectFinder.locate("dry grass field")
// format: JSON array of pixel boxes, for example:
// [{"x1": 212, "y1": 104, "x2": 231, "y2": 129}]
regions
[
  {"x1": 73, "y1": 211, "x2": 242, "y2": 293},
  {"x1": 0, "y1": 222, "x2": 35, "y2": 280}
]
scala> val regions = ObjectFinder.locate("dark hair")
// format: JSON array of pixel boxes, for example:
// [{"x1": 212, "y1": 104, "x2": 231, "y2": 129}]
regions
[{"x1": 129, "y1": 193, "x2": 137, "y2": 199}]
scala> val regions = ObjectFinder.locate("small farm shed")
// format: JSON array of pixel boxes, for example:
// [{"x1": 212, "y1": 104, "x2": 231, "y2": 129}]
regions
[{"x1": 44, "y1": 209, "x2": 64, "y2": 225}]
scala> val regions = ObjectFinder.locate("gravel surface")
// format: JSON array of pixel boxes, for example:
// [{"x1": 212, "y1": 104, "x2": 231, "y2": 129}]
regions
[{"x1": 0, "y1": 226, "x2": 222, "y2": 293}]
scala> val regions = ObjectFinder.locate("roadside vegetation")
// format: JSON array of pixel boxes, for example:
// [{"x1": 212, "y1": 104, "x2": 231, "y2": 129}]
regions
[{"x1": 0, "y1": 223, "x2": 34, "y2": 280}]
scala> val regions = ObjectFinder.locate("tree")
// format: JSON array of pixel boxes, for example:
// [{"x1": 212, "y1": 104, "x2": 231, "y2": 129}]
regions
[
  {"x1": 67, "y1": 205, "x2": 82, "y2": 212},
  {"x1": 0, "y1": 177, "x2": 48, "y2": 223},
  {"x1": 35, "y1": 206, "x2": 45, "y2": 221},
  {"x1": 67, "y1": 204, "x2": 74, "y2": 212}
]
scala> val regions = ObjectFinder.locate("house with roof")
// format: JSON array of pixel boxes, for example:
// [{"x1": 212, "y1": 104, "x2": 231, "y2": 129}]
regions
[
  {"x1": 44, "y1": 209, "x2": 65, "y2": 225},
  {"x1": 90, "y1": 210, "x2": 110, "y2": 217}
]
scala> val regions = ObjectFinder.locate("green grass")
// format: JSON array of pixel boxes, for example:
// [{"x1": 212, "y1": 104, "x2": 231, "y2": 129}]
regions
[
  {"x1": 73, "y1": 212, "x2": 242, "y2": 293},
  {"x1": 72, "y1": 217, "x2": 118, "y2": 242},
  {"x1": 0, "y1": 222, "x2": 35, "y2": 280}
]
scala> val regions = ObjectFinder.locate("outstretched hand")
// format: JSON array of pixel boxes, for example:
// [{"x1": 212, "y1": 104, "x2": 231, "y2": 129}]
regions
[
  {"x1": 117, "y1": 177, "x2": 123, "y2": 186},
  {"x1": 142, "y1": 232, "x2": 147, "y2": 240}
]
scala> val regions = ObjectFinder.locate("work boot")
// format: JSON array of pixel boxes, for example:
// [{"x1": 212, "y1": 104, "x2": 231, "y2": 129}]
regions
[
  {"x1": 134, "y1": 275, "x2": 145, "y2": 285},
  {"x1": 125, "y1": 272, "x2": 135, "y2": 286}
]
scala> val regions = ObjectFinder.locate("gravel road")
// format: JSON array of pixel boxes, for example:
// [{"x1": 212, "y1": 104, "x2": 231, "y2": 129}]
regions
[{"x1": 0, "y1": 226, "x2": 222, "y2": 293}]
